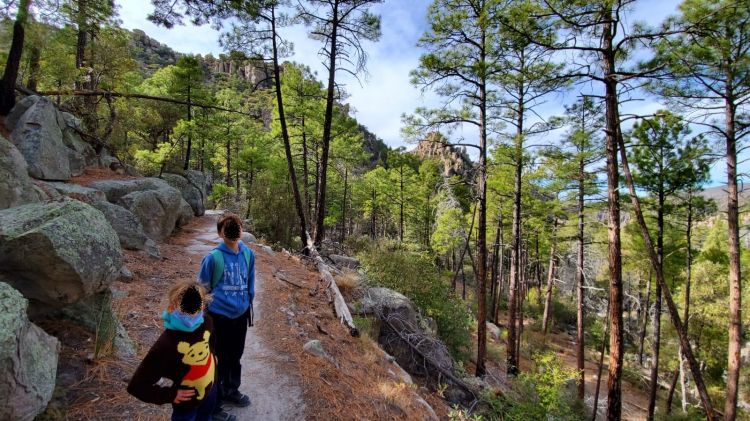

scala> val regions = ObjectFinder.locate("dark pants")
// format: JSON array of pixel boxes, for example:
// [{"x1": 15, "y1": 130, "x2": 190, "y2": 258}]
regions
[
  {"x1": 171, "y1": 385, "x2": 217, "y2": 421},
  {"x1": 209, "y1": 311, "x2": 248, "y2": 400}
]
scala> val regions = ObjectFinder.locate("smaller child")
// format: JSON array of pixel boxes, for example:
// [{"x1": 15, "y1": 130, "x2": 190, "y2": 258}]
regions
[{"x1": 128, "y1": 281, "x2": 232, "y2": 421}]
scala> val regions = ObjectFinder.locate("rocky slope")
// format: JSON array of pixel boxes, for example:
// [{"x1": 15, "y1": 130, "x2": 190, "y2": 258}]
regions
[{"x1": 412, "y1": 132, "x2": 473, "y2": 179}]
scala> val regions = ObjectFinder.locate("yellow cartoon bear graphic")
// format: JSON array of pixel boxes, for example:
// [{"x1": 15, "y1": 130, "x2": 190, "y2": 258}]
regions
[{"x1": 177, "y1": 330, "x2": 215, "y2": 400}]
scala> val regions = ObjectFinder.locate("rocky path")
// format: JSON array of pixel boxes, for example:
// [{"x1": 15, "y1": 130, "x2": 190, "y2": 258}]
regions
[{"x1": 185, "y1": 211, "x2": 306, "y2": 420}]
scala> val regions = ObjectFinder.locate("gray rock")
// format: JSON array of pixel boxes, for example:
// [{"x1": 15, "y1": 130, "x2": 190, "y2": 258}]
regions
[
  {"x1": 4, "y1": 95, "x2": 40, "y2": 132},
  {"x1": 89, "y1": 200, "x2": 150, "y2": 250},
  {"x1": 486, "y1": 322, "x2": 501, "y2": 341},
  {"x1": 145, "y1": 239, "x2": 161, "y2": 259},
  {"x1": 10, "y1": 97, "x2": 71, "y2": 181},
  {"x1": 30, "y1": 180, "x2": 62, "y2": 201},
  {"x1": 162, "y1": 173, "x2": 205, "y2": 216},
  {"x1": 260, "y1": 245, "x2": 274, "y2": 256},
  {"x1": 303, "y1": 340, "x2": 328, "y2": 359},
  {"x1": 117, "y1": 187, "x2": 183, "y2": 241},
  {"x1": 242, "y1": 232, "x2": 256, "y2": 244},
  {"x1": 98, "y1": 148, "x2": 119, "y2": 169},
  {"x1": 64, "y1": 135, "x2": 97, "y2": 175},
  {"x1": 119, "y1": 266, "x2": 133, "y2": 283},
  {"x1": 0, "y1": 136, "x2": 41, "y2": 210},
  {"x1": 87, "y1": 178, "x2": 172, "y2": 203},
  {"x1": 46, "y1": 182, "x2": 106, "y2": 204},
  {"x1": 330, "y1": 254, "x2": 360, "y2": 269},
  {"x1": 387, "y1": 363, "x2": 413, "y2": 385},
  {"x1": 358, "y1": 287, "x2": 455, "y2": 381},
  {"x1": 185, "y1": 170, "x2": 211, "y2": 203},
  {"x1": 0, "y1": 199, "x2": 123, "y2": 309},
  {"x1": 176, "y1": 199, "x2": 194, "y2": 227},
  {"x1": 0, "y1": 282, "x2": 59, "y2": 421}
]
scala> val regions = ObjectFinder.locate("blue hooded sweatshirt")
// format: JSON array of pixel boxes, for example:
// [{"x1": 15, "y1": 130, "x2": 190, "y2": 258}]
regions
[{"x1": 198, "y1": 241, "x2": 255, "y2": 319}]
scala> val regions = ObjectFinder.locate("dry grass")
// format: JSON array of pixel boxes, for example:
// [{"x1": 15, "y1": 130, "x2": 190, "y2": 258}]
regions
[
  {"x1": 378, "y1": 381, "x2": 414, "y2": 412},
  {"x1": 333, "y1": 269, "x2": 361, "y2": 291}
]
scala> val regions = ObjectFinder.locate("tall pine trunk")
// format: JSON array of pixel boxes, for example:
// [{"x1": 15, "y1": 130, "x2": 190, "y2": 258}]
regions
[
  {"x1": 724, "y1": 84, "x2": 742, "y2": 421},
  {"x1": 602, "y1": 16, "x2": 624, "y2": 419},
  {"x1": 270, "y1": 6, "x2": 309, "y2": 249},
  {"x1": 313, "y1": 0, "x2": 339, "y2": 246},
  {"x1": 0, "y1": 0, "x2": 32, "y2": 115}
]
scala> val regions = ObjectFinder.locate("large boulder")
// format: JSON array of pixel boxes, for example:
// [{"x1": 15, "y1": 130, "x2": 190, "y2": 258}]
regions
[
  {"x1": 0, "y1": 282, "x2": 59, "y2": 421},
  {"x1": 0, "y1": 199, "x2": 123, "y2": 309},
  {"x1": 89, "y1": 200, "x2": 151, "y2": 250},
  {"x1": 45, "y1": 182, "x2": 106, "y2": 204},
  {"x1": 185, "y1": 170, "x2": 211, "y2": 203},
  {"x1": 162, "y1": 173, "x2": 206, "y2": 216},
  {"x1": 9, "y1": 97, "x2": 71, "y2": 181},
  {"x1": 176, "y1": 198, "x2": 194, "y2": 227},
  {"x1": 330, "y1": 254, "x2": 360, "y2": 270},
  {"x1": 357, "y1": 287, "x2": 454, "y2": 378},
  {"x1": 4, "y1": 95, "x2": 40, "y2": 132},
  {"x1": 87, "y1": 177, "x2": 172, "y2": 203},
  {"x1": 117, "y1": 187, "x2": 183, "y2": 241},
  {"x1": 0, "y1": 136, "x2": 41, "y2": 210}
]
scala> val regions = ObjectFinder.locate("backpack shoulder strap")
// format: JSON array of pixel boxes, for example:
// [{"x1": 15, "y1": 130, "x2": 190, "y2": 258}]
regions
[
  {"x1": 210, "y1": 249, "x2": 224, "y2": 289},
  {"x1": 241, "y1": 248, "x2": 252, "y2": 283}
]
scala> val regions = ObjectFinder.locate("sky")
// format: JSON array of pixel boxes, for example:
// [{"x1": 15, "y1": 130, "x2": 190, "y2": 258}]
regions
[{"x1": 117, "y1": 0, "x2": 741, "y2": 187}]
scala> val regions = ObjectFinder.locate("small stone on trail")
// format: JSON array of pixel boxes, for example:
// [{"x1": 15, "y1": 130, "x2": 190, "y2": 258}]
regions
[
  {"x1": 145, "y1": 239, "x2": 161, "y2": 259},
  {"x1": 119, "y1": 266, "x2": 133, "y2": 283},
  {"x1": 303, "y1": 340, "x2": 328, "y2": 359}
]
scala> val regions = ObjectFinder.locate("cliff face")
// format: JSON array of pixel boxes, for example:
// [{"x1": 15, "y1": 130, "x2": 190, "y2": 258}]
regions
[
  {"x1": 412, "y1": 132, "x2": 473, "y2": 178},
  {"x1": 203, "y1": 55, "x2": 273, "y2": 89},
  {"x1": 128, "y1": 29, "x2": 272, "y2": 88}
]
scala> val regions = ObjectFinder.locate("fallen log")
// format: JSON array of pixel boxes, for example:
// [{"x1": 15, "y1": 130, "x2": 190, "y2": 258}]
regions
[{"x1": 306, "y1": 235, "x2": 359, "y2": 336}]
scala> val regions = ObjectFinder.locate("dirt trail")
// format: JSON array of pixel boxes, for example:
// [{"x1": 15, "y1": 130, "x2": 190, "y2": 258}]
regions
[{"x1": 184, "y1": 211, "x2": 306, "y2": 420}]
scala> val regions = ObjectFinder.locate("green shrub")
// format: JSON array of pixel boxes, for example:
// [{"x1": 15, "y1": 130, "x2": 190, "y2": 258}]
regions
[
  {"x1": 358, "y1": 245, "x2": 473, "y2": 361},
  {"x1": 478, "y1": 351, "x2": 584, "y2": 421}
]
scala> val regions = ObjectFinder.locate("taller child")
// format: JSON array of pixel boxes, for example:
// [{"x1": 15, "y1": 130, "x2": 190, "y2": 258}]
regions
[{"x1": 198, "y1": 214, "x2": 255, "y2": 411}]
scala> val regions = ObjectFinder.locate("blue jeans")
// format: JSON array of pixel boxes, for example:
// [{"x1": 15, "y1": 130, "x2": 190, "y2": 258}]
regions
[{"x1": 171, "y1": 385, "x2": 217, "y2": 421}]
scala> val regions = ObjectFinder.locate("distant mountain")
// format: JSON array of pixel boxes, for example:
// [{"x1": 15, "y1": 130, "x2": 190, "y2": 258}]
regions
[
  {"x1": 129, "y1": 29, "x2": 180, "y2": 73},
  {"x1": 411, "y1": 132, "x2": 473, "y2": 179},
  {"x1": 697, "y1": 184, "x2": 750, "y2": 210}
]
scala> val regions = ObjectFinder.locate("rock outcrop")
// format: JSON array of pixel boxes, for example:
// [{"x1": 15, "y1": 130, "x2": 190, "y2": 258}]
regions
[
  {"x1": 0, "y1": 136, "x2": 41, "y2": 210},
  {"x1": 90, "y1": 200, "x2": 152, "y2": 251},
  {"x1": 357, "y1": 287, "x2": 454, "y2": 380},
  {"x1": 9, "y1": 97, "x2": 72, "y2": 180},
  {"x1": 412, "y1": 132, "x2": 473, "y2": 179},
  {"x1": 88, "y1": 178, "x2": 192, "y2": 241},
  {"x1": 0, "y1": 199, "x2": 123, "y2": 309},
  {"x1": 162, "y1": 173, "x2": 205, "y2": 216},
  {"x1": 329, "y1": 254, "x2": 360, "y2": 270},
  {"x1": 0, "y1": 282, "x2": 59, "y2": 421}
]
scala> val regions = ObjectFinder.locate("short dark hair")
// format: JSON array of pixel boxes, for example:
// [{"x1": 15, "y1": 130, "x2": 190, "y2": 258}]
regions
[{"x1": 217, "y1": 213, "x2": 242, "y2": 240}]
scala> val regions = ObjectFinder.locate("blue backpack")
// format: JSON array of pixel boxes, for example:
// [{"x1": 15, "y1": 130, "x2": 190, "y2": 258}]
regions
[{"x1": 209, "y1": 248, "x2": 252, "y2": 290}]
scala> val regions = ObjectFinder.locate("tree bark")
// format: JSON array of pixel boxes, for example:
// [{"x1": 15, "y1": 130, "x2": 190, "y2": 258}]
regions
[
  {"x1": 639, "y1": 271, "x2": 652, "y2": 366},
  {"x1": 724, "y1": 80, "x2": 741, "y2": 421},
  {"x1": 270, "y1": 6, "x2": 309, "y2": 250},
  {"x1": 593, "y1": 298, "x2": 611, "y2": 421},
  {"x1": 602, "y1": 16, "x2": 624, "y2": 419},
  {"x1": 542, "y1": 219, "x2": 558, "y2": 335},
  {"x1": 313, "y1": 0, "x2": 340, "y2": 246},
  {"x1": 0, "y1": 0, "x2": 32, "y2": 115},
  {"x1": 576, "y1": 148, "x2": 587, "y2": 402},
  {"x1": 506, "y1": 79, "x2": 524, "y2": 377}
]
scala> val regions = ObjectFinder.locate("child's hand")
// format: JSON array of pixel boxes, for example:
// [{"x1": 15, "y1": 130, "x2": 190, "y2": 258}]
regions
[{"x1": 173, "y1": 389, "x2": 195, "y2": 404}]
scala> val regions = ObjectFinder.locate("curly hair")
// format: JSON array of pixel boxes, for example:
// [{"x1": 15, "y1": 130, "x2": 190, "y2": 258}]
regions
[
  {"x1": 217, "y1": 213, "x2": 242, "y2": 240},
  {"x1": 167, "y1": 280, "x2": 211, "y2": 315}
]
